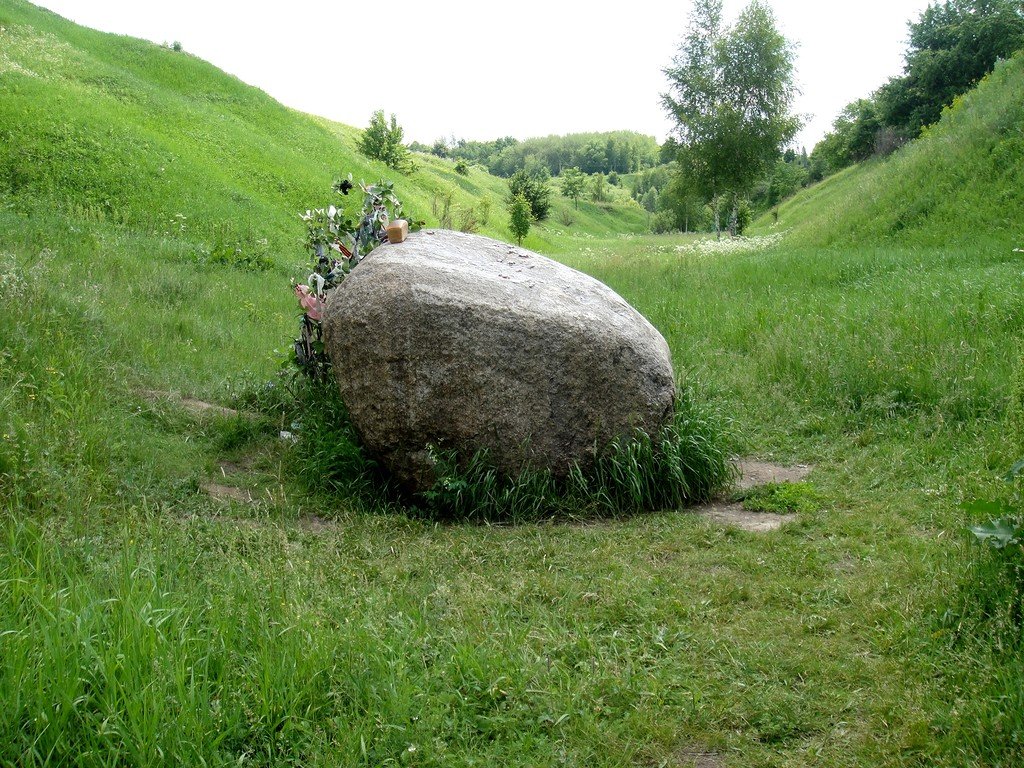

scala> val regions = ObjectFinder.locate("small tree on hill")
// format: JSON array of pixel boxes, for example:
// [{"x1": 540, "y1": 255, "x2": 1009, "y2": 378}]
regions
[
  {"x1": 359, "y1": 110, "x2": 414, "y2": 172},
  {"x1": 507, "y1": 193, "x2": 532, "y2": 245},
  {"x1": 559, "y1": 167, "x2": 586, "y2": 209},
  {"x1": 507, "y1": 170, "x2": 551, "y2": 221},
  {"x1": 591, "y1": 172, "x2": 608, "y2": 202}
]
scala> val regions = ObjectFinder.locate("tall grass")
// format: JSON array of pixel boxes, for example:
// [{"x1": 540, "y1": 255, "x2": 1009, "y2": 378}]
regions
[{"x1": 276, "y1": 377, "x2": 733, "y2": 522}]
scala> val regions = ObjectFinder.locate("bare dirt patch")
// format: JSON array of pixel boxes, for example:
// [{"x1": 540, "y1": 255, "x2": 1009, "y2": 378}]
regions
[
  {"x1": 696, "y1": 500, "x2": 796, "y2": 532},
  {"x1": 735, "y1": 459, "x2": 812, "y2": 490},
  {"x1": 298, "y1": 514, "x2": 336, "y2": 533},
  {"x1": 670, "y1": 747, "x2": 725, "y2": 768},
  {"x1": 140, "y1": 390, "x2": 258, "y2": 420},
  {"x1": 201, "y1": 482, "x2": 256, "y2": 504},
  {"x1": 217, "y1": 458, "x2": 254, "y2": 476},
  {"x1": 690, "y1": 458, "x2": 813, "y2": 532}
]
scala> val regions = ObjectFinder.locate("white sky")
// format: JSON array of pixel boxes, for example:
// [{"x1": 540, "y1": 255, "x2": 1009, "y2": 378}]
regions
[{"x1": 33, "y1": 0, "x2": 933, "y2": 151}]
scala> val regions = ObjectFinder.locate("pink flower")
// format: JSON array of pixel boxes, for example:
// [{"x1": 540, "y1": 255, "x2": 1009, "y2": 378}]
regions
[{"x1": 294, "y1": 284, "x2": 323, "y2": 322}]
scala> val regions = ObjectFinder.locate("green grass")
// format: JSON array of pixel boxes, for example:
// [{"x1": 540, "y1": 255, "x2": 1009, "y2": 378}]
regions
[
  {"x1": 3, "y1": 1, "x2": 1024, "y2": 765},
  {"x1": 0, "y1": 0, "x2": 649, "y2": 266},
  {"x1": 750, "y1": 54, "x2": 1024, "y2": 250}
]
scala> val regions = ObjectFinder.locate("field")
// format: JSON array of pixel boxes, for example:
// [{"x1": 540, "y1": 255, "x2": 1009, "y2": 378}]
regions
[{"x1": 3, "y1": 1, "x2": 1024, "y2": 766}]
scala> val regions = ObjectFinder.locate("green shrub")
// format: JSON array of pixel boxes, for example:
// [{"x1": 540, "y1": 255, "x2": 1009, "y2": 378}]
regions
[
  {"x1": 965, "y1": 464, "x2": 1024, "y2": 630},
  {"x1": 506, "y1": 170, "x2": 551, "y2": 222},
  {"x1": 358, "y1": 110, "x2": 414, "y2": 172},
  {"x1": 507, "y1": 193, "x2": 532, "y2": 246}
]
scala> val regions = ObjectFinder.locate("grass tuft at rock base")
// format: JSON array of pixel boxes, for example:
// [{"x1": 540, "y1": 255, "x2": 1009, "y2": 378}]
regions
[{"x1": 282, "y1": 378, "x2": 733, "y2": 522}]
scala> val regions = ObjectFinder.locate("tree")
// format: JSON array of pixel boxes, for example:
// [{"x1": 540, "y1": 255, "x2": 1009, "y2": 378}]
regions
[
  {"x1": 430, "y1": 138, "x2": 450, "y2": 158},
  {"x1": 507, "y1": 170, "x2": 551, "y2": 221},
  {"x1": 590, "y1": 172, "x2": 609, "y2": 202},
  {"x1": 559, "y1": 167, "x2": 586, "y2": 209},
  {"x1": 641, "y1": 187, "x2": 659, "y2": 213},
  {"x1": 358, "y1": 110, "x2": 413, "y2": 172},
  {"x1": 662, "y1": 0, "x2": 800, "y2": 236},
  {"x1": 809, "y1": 98, "x2": 884, "y2": 179},
  {"x1": 877, "y1": 0, "x2": 1024, "y2": 136},
  {"x1": 507, "y1": 193, "x2": 532, "y2": 245}
]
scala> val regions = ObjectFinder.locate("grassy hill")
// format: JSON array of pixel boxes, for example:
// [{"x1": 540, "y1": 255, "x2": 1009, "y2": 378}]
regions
[
  {"x1": 751, "y1": 52, "x2": 1024, "y2": 249},
  {"x1": 0, "y1": 0, "x2": 648, "y2": 263},
  {"x1": 4, "y1": 1, "x2": 1024, "y2": 766}
]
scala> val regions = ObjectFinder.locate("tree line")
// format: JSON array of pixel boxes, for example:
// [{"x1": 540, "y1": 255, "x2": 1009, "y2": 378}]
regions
[
  {"x1": 361, "y1": 1, "x2": 1022, "y2": 239},
  {"x1": 809, "y1": 0, "x2": 1024, "y2": 180},
  {"x1": 652, "y1": 0, "x2": 1024, "y2": 236},
  {"x1": 409, "y1": 131, "x2": 660, "y2": 178}
]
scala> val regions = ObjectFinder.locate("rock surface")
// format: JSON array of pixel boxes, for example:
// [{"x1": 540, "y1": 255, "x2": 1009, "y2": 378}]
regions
[{"x1": 322, "y1": 230, "x2": 676, "y2": 493}]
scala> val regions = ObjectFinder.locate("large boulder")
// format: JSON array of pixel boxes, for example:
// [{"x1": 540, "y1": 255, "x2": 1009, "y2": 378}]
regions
[{"x1": 322, "y1": 230, "x2": 675, "y2": 493}]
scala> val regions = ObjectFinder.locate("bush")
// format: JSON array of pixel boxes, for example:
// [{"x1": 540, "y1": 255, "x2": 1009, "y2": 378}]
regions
[
  {"x1": 507, "y1": 193, "x2": 531, "y2": 245},
  {"x1": 507, "y1": 170, "x2": 551, "y2": 221},
  {"x1": 454, "y1": 159, "x2": 469, "y2": 176},
  {"x1": 358, "y1": 110, "x2": 414, "y2": 172}
]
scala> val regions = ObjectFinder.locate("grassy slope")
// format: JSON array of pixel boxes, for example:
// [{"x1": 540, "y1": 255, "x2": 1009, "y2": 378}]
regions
[
  {"x1": 3, "y1": 1, "x2": 1024, "y2": 766},
  {"x1": 750, "y1": 54, "x2": 1024, "y2": 249},
  {"x1": 0, "y1": 0, "x2": 647, "y2": 260}
]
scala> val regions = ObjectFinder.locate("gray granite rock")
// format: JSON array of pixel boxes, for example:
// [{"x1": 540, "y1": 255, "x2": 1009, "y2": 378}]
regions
[{"x1": 322, "y1": 230, "x2": 675, "y2": 493}]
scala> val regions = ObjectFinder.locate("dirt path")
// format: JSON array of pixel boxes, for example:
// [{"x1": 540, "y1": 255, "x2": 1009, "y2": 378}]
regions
[{"x1": 692, "y1": 458, "x2": 813, "y2": 532}]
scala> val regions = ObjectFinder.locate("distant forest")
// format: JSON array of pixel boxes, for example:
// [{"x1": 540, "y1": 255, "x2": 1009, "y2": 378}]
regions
[{"x1": 409, "y1": 131, "x2": 662, "y2": 178}]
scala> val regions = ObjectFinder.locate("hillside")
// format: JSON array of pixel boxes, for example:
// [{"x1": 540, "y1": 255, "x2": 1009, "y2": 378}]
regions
[
  {"x1": 751, "y1": 51, "x2": 1024, "y2": 248},
  {"x1": 0, "y1": 0, "x2": 648, "y2": 263}
]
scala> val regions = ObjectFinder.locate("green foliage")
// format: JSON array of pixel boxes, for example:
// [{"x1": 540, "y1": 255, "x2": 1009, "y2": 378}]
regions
[
  {"x1": 506, "y1": 193, "x2": 532, "y2": 245},
  {"x1": 714, "y1": 194, "x2": 751, "y2": 235},
  {"x1": 455, "y1": 131, "x2": 659, "y2": 178},
  {"x1": 651, "y1": 170, "x2": 709, "y2": 232},
  {"x1": 558, "y1": 166, "x2": 586, "y2": 209},
  {"x1": 741, "y1": 481, "x2": 820, "y2": 514},
  {"x1": 454, "y1": 158, "x2": 469, "y2": 175},
  {"x1": 590, "y1": 172, "x2": 608, "y2": 203},
  {"x1": 811, "y1": 0, "x2": 1024, "y2": 185},
  {"x1": 878, "y1": 0, "x2": 1024, "y2": 137},
  {"x1": 662, "y1": 0, "x2": 800, "y2": 234},
  {"x1": 750, "y1": 152, "x2": 810, "y2": 209},
  {"x1": 759, "y1": 51, "x2": 1024, "y2": 249},
  {"x1": 809, "y1": 99, "x2": 885, "y2": 179},
  {"x1": 506, "y1": 170, "x2": 551, "y2": 221},
  {"x1": 357, "y1": 110, "x2": 413, "y2": 172},
  {"x1": 641, "y1": 186, "x2": 659, "y2": 213}
]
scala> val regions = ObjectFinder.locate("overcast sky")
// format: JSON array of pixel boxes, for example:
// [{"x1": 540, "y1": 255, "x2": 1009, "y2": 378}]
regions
[{"x1": 35, "y1": 0, "x2": 933, "y2": 150}]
